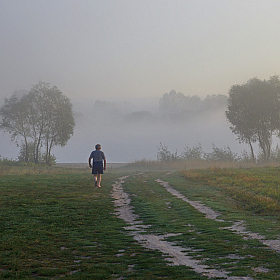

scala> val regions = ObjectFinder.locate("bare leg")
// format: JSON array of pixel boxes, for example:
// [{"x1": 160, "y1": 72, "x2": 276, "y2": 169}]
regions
[
  {"x1": 97, "y1": 174, "x2": 102, "y2": 187},
  {"x1": 94, "y1": 174, "x2": 98, "y2": 187}
]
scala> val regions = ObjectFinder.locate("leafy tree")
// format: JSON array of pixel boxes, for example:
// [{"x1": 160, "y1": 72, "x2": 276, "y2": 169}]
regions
[
  {"x1": 203, "y1": 94, "x2": 228, "y2": 110},
  {"x1": 93, "y1": 100, "x2": 120, "y2": 115},
  {"x1": 27, "y1": 82, "x2": 75, "y2": 164},
  {"x1": 159, "y1": 90, "x2": 228, "y2": 121},
  {"x1": 0, "y1": 94, "x2": 31, "y2": 162},
  {"x1": 159, "y1": 90, "x2": 202, "y2": 117},
  {"x1": 0, "y1": 82, "x2": 75, "y2": 164},
  {"x1": 226, "y1": 76, "x2": 280, "y2": 162},
  {"x1": 124, "y1": 111, "x2": 156, "y2": 122}
]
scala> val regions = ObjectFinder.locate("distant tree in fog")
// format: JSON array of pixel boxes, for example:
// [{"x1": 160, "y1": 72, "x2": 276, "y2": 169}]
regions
[
  {"x1": 159, "y1": 90, "x2": 227, "y2": 119},
  {"x1": 124, "y1": 111, "x2": 156, "y2": 122},
  {"x1": 93, "y1": 100, "x2": 120, "y2": 115},
  {"x1": 159, "y1": 90, "x2": 201, "y2": 116},
  {"x1": 226, "y1": 76, "x2": 280, "y2": 162},
  {"x1": 0, "y1": 81, "x2": 75, "y2": 164},
  {"x1": 203, "y1": 94, "x2": 228, "y2": 110}
]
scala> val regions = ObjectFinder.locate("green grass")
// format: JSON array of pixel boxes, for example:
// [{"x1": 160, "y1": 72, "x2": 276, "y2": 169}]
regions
[
  {"x1": 1, "y1": 165, "x2": 280, "y2": 279},
  {"x1": 0, "y1": 168, "x2": 205, "y2": 279},
  {"x1": 123, "y1": 172, "x2": 280, "y2": 279},
  {"x1": 181, "y1": 167, "x2": 280, "y2": 215}
]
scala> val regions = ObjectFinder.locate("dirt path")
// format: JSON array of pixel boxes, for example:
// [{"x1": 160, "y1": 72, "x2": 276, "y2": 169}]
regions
[
  {"x1": 111, "y1": 176, "x2": 255, "y2": 279},
  {"x1": 156, "y1": 179, "x2": 280, "y2": 254}
]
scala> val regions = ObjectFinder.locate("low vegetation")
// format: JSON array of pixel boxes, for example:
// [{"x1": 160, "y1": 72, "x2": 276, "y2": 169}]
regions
[
  {"x1": 1, "y1": 163, "x2": 280, "y2": 279},
  {"x1": 181, "y1": 167, "x2": 280, "y2": 215},
  {"x1": 157, "y1": 142, "x2": 280, "y2": 164}
]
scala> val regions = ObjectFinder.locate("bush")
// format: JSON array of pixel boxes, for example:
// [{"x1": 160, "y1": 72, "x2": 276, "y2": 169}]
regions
[
  {"x1": 0, "y1": 155, "x2": 22, "y2": 166},
  {"x1": 181, "y1": 143, "x2": 203, "y2": 160},
  {"x1": 17, "y1": 142, "x2": 56, "y2": 165},
  {"x1": 204, "y1": 144, "x2": 238, "y2": 162},
  {"x1": 157, "y1": 143, "x2": 179, "y2": 162}
]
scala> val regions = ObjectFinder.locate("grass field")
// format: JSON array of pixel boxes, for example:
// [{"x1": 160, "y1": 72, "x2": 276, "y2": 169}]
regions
[{"x1": 1, "y1": 164, "x2": 280, "y2": 279}]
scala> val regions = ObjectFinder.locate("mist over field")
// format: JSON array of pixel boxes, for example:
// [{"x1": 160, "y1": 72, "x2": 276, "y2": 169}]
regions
[
  {"x1": 51, "y1": 94, "x2": 247, "y2": 163},
  {"x1": 1, "y1": 1, "x2": 280, "y2": 163},
  {"x1": 0, "y1": 89, "x2": 247, "y2": 163}
]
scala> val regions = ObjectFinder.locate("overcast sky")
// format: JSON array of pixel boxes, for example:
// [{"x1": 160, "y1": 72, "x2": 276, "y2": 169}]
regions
[{"x1": 1, "y1": 0, "x2": 280, "y2": 102}]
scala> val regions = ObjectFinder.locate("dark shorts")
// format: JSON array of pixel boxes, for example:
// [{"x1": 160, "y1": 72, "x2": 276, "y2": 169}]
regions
[{"x1": 92, "y1": 162, "x2": 103, "y2": 174}]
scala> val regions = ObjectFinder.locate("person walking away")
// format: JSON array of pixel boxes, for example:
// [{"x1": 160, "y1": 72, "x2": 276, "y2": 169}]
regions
[{"x1": 89, "y1": 144, "x2": 106, "y2": 187}]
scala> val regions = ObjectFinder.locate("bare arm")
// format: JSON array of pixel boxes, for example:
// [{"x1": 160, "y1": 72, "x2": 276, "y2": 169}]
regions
[
  {"x1": 89, "y1": 157, "x2": 92, "y2": 168},
  {"x1": 104, "y1": 158, "x2": 106, "y2": 171}
]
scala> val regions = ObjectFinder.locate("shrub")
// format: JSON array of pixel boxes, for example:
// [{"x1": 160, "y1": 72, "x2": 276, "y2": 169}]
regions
[
  {"x1": 181, "y1": 143, "x2": 203, "y2": 160},
  {"x1": 157, "y1": 143, "x2": 179, "y2": 162},
  {"x1": 203, "y1": 144, "x2": 238, "y2": 162}
]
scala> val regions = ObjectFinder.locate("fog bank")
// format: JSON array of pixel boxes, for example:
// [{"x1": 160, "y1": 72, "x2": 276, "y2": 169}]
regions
[{"x1": 53, "y1": 95, "x2": 247, "y2": 163}]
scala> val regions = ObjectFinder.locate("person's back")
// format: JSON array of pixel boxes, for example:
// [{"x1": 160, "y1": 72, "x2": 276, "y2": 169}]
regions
[
  {"x1": 90, "y1": 149, "x2": 105, "y2": 163},
  {"x1": 89, "y1": 144, "x2": 106, "y2": 188}
]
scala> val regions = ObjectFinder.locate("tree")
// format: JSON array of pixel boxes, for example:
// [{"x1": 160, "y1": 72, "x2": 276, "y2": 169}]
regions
[
  {"x1": 27, "y1": 82, "x2": 75, "y2": 164},
  {"x1": 159, "y1": 90, "x2": 228, "y2": 120},
  {"x1": 124, "y1": 111, "x2": 156, "y2": 123},
  {"x1": 159, "y1": 90, "x2": 202, "y2": 117},
  {"x1": 0, "y1": 82, "x2": 75, "y2": 164},
  {"x1": 0, "y1": 94, "x2": 32, "y2": 162},
  {"x1": 226, "y1": 76, "x2": 280, "y2": 162}
]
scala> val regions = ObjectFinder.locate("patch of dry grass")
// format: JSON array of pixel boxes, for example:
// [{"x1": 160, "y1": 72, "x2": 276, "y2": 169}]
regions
[
  {"x1": 122, "y1": 159, "x2": 268, "y2": 173},
  {"x1": 181, "y1": 167, "x2": 280, "y2": 214}
]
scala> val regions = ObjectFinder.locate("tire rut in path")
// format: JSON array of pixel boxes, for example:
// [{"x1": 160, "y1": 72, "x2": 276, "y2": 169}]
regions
[
  {"x1": 111, "y1": 176, "x2": 253, "y2": 280},
  {"x1": 156, "y1": 179, "x2": 280, "y2": 254}
]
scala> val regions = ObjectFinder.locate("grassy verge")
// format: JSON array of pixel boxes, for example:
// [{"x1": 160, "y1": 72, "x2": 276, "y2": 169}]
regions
[
  {"x1": 179, "y1": 167, "x2": 280, "y2": 235},
  {"x1": 123, "y1": 172, "x2": 280, "y2": 279},
  {"x1": 2, "y1": 165, "x2": 280, "y2": 279},
  {"x1": 0, "y1": 168, "x2": 203, "y2": 279}
]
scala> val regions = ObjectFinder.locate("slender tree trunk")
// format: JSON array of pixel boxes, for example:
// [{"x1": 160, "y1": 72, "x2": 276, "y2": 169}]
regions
[
  {"x1": 47, "y1": 139, "x2": 54, "y2": 165},
  {"x1": 24, "y1": 137, "x2": 29, "y2": 163},
  {"x1": 35, "y1": 137, "x2": 40, "y2": 164},
  {"x1": 45, "y1": 137, "x2": 49, "y2": 164},
  {"x1": 258, "y1": 136, "x2": 271, "y2": 162},
  {"x1": 264, "y1": 133, "x2": 271, "y2": 161},
  {"x1": 248, "y1": 138, "x2": 255, "y2": 162}
]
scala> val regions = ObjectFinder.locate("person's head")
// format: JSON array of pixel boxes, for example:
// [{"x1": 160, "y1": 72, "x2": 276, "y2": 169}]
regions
[{"x1": 95, "y1": 144, "x2": 101, "y2": 150}]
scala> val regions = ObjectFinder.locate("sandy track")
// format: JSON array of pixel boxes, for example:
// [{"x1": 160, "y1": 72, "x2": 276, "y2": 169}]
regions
[
  {"x1": 111, "y1": 176, "x2": 254, "y2": 279},
  {"x1": 156, "y1": 179, "x2": 280, "y2": 254}
]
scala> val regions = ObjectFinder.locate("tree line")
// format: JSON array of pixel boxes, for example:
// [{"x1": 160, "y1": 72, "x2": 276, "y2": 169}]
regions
[
  {"x1": 157, "y1": 75, "x2": 280, "y2": 163},
  {"x1": 159, "y1": 90, "x2": 227, "y2": 118},
  {"x1": 1, "y1": 75, "x2": 280, "y2": 164},
  {"x1": 92, "y1": 92, "x2": 228, "y2": 122}
]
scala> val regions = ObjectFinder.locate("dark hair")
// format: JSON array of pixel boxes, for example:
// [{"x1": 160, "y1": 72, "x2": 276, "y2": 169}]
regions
[{"x1": 95, "y1": 144, "x2": 101, "y2": 149}]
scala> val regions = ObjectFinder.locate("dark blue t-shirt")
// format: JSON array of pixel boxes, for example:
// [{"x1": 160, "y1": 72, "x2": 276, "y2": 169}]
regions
[{"x1": 89, "y1": 150, "x2": 105, "y2": 162}]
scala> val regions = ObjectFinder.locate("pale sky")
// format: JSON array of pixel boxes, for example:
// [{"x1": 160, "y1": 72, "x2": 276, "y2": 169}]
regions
[
  {"x1": 1, "y1": 0, "x2": 280, "y2": 162},
  {"x1": 1, "y1": 0, "x2": 280, "y2": 102}
]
